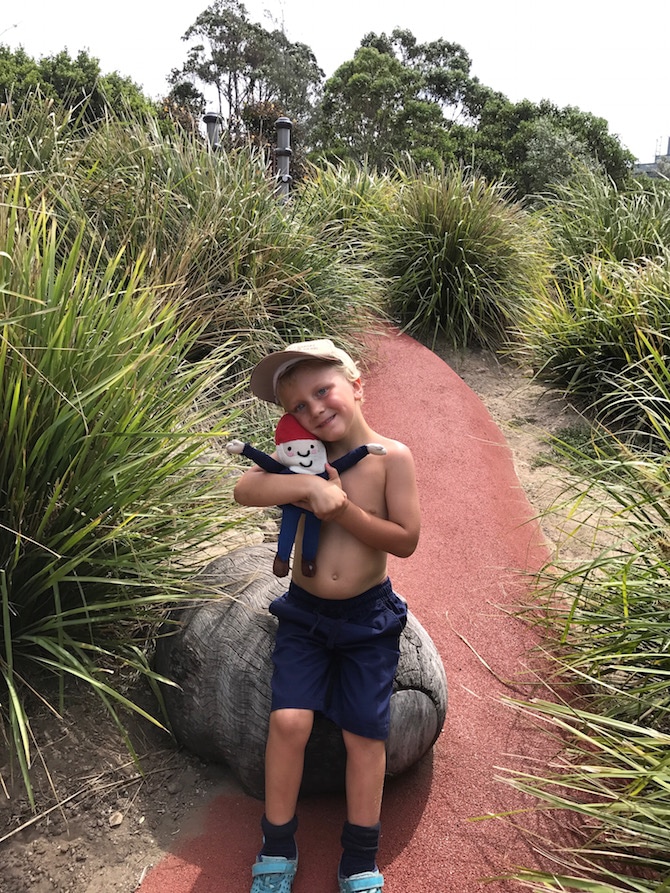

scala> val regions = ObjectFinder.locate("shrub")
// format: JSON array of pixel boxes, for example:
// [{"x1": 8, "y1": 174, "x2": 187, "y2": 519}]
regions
[
  {"x1": 514, "y1": 257, "x2": 670, "y2": 437},
  {"x1": 374, "y1": 162, "x2": 552, "y2": 348},
  {"x1": 0, "y1": 198, "x2": 247, "y2": 803}
]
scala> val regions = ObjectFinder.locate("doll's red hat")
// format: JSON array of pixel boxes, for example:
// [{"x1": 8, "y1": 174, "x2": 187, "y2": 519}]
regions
[{"x1": 274, "y1": 414, "x2": 316, "y2": 445}]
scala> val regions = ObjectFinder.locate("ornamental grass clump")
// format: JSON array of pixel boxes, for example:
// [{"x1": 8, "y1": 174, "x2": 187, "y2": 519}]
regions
[
  {"x1": 0, "y1": 94, "x2": 384, "y2": 369},
  {"x1": 504, "y1": 408, "x2": 670, "y2": 890},
  {"x1": 295, "y1": 159, "x2": 396, "y2": 247},
  {"x1": 539, "y1": 167, "x2": 670, "y2": 287},
  {"x1": 513, "y1": 256, "x2": 670, "y2": 438},
  {"x1": 0, "y1": 197, "x2": 248, "y2": 805},
  {"x1": 374, "y1": 162, "x2": 552, "y2": 349}
]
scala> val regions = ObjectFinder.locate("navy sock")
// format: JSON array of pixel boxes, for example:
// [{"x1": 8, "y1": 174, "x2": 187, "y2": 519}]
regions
[
  {"x1": 339, "y1": 821, "x2": 380, "y2": 878},
  {"x1": 259, "y1": 814, "x2": 298, "y2": 860}
]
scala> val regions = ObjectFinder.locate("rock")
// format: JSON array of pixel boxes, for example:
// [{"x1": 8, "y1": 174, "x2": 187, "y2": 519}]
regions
[{"x1": 155, "y1": 543, "x2": 447, "y2": 799}]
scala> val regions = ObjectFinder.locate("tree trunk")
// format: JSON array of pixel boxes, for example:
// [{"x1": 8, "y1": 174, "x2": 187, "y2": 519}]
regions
[{"x1": 155, "y1": 543, "x2": 447, "y2": 799}]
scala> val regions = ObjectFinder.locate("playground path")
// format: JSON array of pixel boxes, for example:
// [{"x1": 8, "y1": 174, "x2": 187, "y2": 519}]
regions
[{"x1": 139, "y1": 327, "x2": 568, "y2": 893}]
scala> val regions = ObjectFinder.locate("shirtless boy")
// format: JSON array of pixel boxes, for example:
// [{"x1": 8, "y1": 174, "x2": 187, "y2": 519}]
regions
[{"x1": 233, "y1": 338, "x2": 421, "y2": 893}]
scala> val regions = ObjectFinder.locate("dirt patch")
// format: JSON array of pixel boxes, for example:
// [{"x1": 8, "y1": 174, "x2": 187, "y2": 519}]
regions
[{"x1": 0, "y1": 346, "x2": 593, "y2": 893}]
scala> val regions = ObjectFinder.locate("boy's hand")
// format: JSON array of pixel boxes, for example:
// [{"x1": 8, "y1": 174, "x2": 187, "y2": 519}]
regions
[{"x1": 303, "y1": 464, "x2": 348, "y2": 521}]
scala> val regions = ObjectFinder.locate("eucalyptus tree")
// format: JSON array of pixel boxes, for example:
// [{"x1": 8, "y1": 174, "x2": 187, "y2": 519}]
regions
[
  {"x1": 312, "y1": 29, "x2": 498, "y2": 169},
  {"x1": 313, "y1": 43, "x2": 455, "y2": 169},
  {"x1": 172, "y1": 0, "x2": 323, "y2": 143},
  {"x1": 451, "y1": 95, "x2": 635, "y2": 196},
  {"x1": 0, "y1": 44, "x2": 152, "y2": 121}
]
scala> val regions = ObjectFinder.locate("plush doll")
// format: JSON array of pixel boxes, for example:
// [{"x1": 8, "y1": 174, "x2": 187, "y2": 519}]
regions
[{"x1": 227, "y1": 414, "x2": 386, "y2": 578}]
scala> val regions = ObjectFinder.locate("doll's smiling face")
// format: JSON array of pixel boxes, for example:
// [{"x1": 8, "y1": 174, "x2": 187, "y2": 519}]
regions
[{"x1": 276, "y1": 438, "x2": 328, "y2": 474}]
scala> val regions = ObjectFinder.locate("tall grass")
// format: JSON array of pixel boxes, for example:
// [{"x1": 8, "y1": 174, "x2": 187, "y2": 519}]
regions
[
  {"x1": 0, "y1": 195, "x2": 248, "y2": 804},
  {"x1": 504, "y1": 407, "x2": 670, "y2": 890},
  {"x1": 539, "y1": 168, "x2": 670, "y2": 283},
  {"x1": 374, "y1": 162, "x2": 553, "y2": 348},
  {"x1": 0, "y1": 94, "x2": 385, "y2": 368},
  {"x1": 295, "y1": 159, "x2": 396, "y2": 246},
  {"x1": 0, "y1": 93, "x2": 394, "y2": 805},
  {"x1": 513, "y1": 257, "x2": 670, "y2": 438}
]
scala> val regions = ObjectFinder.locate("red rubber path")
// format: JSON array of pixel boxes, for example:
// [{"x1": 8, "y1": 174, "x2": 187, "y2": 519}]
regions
[{"x1": 139, "y1": 328, "x2": 566, "y2": 893}]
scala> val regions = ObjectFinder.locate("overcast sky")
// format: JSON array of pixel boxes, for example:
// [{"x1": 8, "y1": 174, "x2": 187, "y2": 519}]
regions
[{"x1": 2, "y1": 0, "x2": 667, "y2": 162}]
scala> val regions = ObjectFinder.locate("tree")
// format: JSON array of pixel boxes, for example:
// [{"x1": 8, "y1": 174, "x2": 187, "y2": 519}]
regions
[
  {"x1": 312, "y1": 44, "x2": 454, "y2": 168},
  {"x1": 451, "y1": 96, "x2": 635, "y2": 197},
  {"x1": 361, "y1": 29, "x2": 492, "y2": 124},
  {"x1": 518, "y1": 117, "x2": 602, "y2": 196},
  {"x1": 0, "y1": 44, "x2": 154, "y2": 122},
  {"x1": 172, "y1": 0, "x2": 323, "y2": 143},
  {"x1": 311, "y1": 29, "x2": 505, "y2": 169}
]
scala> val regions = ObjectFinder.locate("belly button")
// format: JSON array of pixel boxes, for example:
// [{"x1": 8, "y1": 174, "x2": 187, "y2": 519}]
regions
[{"x1": 331, "y1": 572, "x2": 339, "y2": 581}]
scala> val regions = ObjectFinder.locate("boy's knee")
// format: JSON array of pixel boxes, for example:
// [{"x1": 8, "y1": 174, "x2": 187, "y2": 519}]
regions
[{"x1": 270, "y1": 708, "x2": 314, "y2": 744}]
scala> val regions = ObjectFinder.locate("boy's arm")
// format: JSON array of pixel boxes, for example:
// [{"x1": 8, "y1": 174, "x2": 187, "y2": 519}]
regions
[
  {"x1": 327, "y1": 443, "x2": 420, "y2": 558},
  {"x1": 233, "y1": 462, "x2": 347, "y2": 515}
]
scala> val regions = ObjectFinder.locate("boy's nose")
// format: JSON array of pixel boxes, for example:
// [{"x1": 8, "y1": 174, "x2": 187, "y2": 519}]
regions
[{"x1": 307, "y1": 399, "x2": 325, "y2": 419}]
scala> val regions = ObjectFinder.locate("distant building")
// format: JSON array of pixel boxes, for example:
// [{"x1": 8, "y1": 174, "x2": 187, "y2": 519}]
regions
[{"x1": 634, "y1": 137, "x2": 670, "y2": 178}]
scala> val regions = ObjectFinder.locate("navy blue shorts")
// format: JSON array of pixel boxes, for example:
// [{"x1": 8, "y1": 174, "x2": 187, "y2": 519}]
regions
[{"x1": 268, "y1": 577, "x2": 407, "y2": 740}]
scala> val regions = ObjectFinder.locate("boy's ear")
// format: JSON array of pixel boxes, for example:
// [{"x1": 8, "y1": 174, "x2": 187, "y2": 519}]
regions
[{"x1": 353, "y1": 377, "x2": 363, "y2": 400}]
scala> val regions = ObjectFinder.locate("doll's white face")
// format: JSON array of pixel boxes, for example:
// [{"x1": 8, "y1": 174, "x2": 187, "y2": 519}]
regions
[{"x1": 276, "y1": 438, "x2": 327, "y2": 474}]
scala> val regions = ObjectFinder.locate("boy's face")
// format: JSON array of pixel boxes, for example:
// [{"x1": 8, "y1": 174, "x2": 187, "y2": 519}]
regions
[{"x1": 276, "y1": 361, "x2": 362, "y2": 442}]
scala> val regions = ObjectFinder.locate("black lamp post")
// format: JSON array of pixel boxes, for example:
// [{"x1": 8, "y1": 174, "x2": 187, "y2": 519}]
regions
[
  {"x1": 275, "y1": 117, "x2": 293, "y2": 201},
  {"x1": 203, "y1": 112, "x2": 223, "y2": 151}
]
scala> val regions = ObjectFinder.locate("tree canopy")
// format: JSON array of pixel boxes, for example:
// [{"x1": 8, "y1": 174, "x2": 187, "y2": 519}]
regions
[
  {"x1": 310, "y1": 28, "x2": 634, "y2": 194},
  {"x1": 1, "y1": 15, "x2": 635, "y2": 198},
  {"x1": 0, "y1": 45, "x2": 153, "y2": 122},
  {"x1": 171, "y1": 0, "x2": 323, "y2": 143}
]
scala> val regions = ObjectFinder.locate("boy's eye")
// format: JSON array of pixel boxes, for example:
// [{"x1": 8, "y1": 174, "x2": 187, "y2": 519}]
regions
[
  {"x1": 317, "y1": 387, "x2": 328, "y2": 397},
  {"x1": 293, "y1": 403, "x2": 305, "y2": 413}
]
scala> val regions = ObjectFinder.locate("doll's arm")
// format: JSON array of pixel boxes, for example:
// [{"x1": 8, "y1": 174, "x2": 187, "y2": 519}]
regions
[
  {"x1": 331, "y1": 443, "x2": 387, "y2": 475},
  {"x1": 227, "y1": 440, "x2": 286, "y2": 474}
]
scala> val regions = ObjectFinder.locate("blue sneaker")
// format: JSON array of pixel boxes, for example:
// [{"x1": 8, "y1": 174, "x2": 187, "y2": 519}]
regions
[
  {"x1": 338, "y1": 870, "x2": 384, "y2": 892},
  {"x1": 250, "y1": 854, "x2": 298, "y2": 893}
]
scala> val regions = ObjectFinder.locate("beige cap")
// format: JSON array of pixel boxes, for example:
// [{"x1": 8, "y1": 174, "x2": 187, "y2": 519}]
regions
[{"x1": 250, "y1": 338, "x2": 360, "y2": 404}]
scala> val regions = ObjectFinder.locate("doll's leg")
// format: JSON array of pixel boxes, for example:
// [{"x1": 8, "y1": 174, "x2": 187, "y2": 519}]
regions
[
  {"x1": 274, "y1": 506, "x2": 302, "y2": 577},
  {"x1": 300, "y1": 514, "x2": 322, "y2": 577}
]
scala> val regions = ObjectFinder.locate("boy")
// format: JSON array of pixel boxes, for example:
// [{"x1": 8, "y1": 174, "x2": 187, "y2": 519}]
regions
[{"x1": 233, "y1": 338, "x2": 421, "y2": 893}]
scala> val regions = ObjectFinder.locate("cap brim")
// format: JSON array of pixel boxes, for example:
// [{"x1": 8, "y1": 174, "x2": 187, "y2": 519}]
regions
[{"x1": 249, "y1": 350, "x2": 317, "y2": 403}]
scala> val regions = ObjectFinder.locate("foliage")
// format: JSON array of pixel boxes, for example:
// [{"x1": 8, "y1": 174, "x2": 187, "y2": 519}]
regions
[
  {"x1": 0, "y1": 93, "x2": 389, "y2": 804},
  {"x1": 0, "y1": 44, "x2": 154, "y2": 122},
  {"x1": 519, "y1": 117, "x2": 604, "y2": 197},
  {"x1": 172, "y1": 0, "x2": 323, "y2": 144},
  {"x1": 373, "y1": 161, "x2": 552, "y2": 347},
  {"x1": 0, "y1": 196, "x2": 248, "y2": 804},
  {"x1": 311, "y1": 29, "x2": 494, "y2": 170},
  {"x1": 295, "y1": 158, "x2": 396, "y2": 246},
  {"x1": 508, "y1": 703, "x2": 670, "y2": 893},
  {"x1": 513, "y1": 168, "x2": 670, "y2": 436},
  {"x1": 0, "y1": 94, "x2": 383, "y2": 366},
  {"x1": 505, "y1": 408, "x2": 670, "y2": 891},
  {"x1": 539, "y1": 168, "x2": 670, "y2": 279},
  {"x1": 360, "y1": 28, "x2": 492, "y2": 125},
  {"x1": 451, "y1": 96, "x2": 635, "y2": 198},
  {"x1": 514, "y1": 259, "x2": 670, "y2": 416},
  {"x1": 309, "y1": 33, "x2": 632, "y2": 196}
]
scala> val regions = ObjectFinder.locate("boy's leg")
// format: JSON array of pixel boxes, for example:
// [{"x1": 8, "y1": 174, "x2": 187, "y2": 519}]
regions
[
  {"x1": 342, "y1": 730, "x2": 386, "y2": 826},
  {"x1": 338, "y1": 730, "x2": 386, "y2": 883},
  {"x1": 250, "y1": 709, "x2": 313, "y2": 892},
  {"x1": 264, "y1": 707, "x2": 314, "y2": 826}
]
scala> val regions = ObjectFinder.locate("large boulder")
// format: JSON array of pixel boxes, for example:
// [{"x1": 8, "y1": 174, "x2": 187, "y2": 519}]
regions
[{"x1": 155, "y1": 543, "x2": 447, "y2": 799}]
